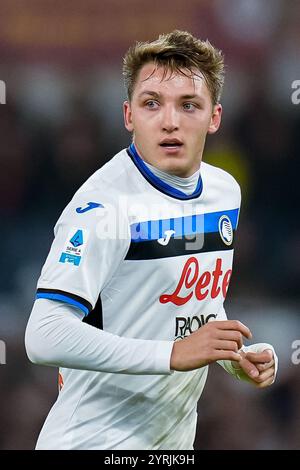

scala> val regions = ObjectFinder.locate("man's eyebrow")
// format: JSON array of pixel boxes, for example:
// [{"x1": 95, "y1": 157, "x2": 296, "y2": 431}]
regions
[
  {"x1": 138, "y1": 91, "x2": 160, "y2": 99},
  {"x1": 138, "y1": 91, "x2": 204, "y2": 101},
  {"x1": 180, "y1": 94, "x2": 203, "y2": 100}
]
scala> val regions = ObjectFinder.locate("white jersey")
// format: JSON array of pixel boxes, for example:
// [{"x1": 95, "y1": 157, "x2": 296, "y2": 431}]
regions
[{"x1": 35, "y1": 143, "x2": 241, "y2": 449}]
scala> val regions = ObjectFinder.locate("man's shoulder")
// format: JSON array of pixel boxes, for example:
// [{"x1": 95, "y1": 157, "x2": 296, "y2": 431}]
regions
[
  {"x1": 79, "y1": 148, "x2": 130, "y2": 195},
  {"x1": 201, "y1": 161, "x2": 241, "y2": 195},
  {"x1": 55, "y1": 148, "x2": 131, "y2": 228},
  {"x1": 71, "y1": 148, "x2": 131, "y2": 203}
]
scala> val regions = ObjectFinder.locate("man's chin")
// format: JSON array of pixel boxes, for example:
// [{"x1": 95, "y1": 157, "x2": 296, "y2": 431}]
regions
[{"x1": 159, "y1": 160, "x2": 193, "y2": 178}]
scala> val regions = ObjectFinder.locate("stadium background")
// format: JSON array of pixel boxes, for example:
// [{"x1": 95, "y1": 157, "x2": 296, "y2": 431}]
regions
[{"x1": 0, "y1": 0, "x2": 299, "y2": 449}]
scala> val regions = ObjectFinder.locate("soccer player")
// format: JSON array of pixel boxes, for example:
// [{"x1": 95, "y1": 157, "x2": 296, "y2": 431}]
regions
[{"x1": 25, "y1": 30, "x2": 278, "y2": 450}]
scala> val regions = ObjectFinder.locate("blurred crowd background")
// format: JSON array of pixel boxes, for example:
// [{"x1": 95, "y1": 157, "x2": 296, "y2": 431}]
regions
[{"x1": 0, "y1": 0, "x2": 299, "y2": 449}]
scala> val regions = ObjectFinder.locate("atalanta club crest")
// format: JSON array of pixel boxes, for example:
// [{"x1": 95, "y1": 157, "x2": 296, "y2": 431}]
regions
[{"x1": 218, "y1": 215, "x2": 233, "y2": 246}]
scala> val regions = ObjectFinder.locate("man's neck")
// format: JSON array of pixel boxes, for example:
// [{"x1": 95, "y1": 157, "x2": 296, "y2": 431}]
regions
[{"x1": 143, "y1": 161, "x2": 200, "y2": 196}]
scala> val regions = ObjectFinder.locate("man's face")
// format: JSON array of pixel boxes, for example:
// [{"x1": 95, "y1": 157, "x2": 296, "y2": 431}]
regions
[{"x1": 123, "y1": 63, "x2": 222, "y2": 177}]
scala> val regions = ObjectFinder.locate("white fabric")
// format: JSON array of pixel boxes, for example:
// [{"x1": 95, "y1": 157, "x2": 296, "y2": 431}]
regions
[
  {"x1": 25, "y1": 147, "x2": 242, "y2": 449},
  {"x1": 144, "y1": 160, "x2": 200, "y2": 195},
  {"x1": 25, "y1": 299, "x2": 174, "y2": 374}
]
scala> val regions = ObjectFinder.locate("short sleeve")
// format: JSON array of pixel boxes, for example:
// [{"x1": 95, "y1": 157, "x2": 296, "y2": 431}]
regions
[{"x1": 36, "y1": 192, "x2": 130, "y2": 316}]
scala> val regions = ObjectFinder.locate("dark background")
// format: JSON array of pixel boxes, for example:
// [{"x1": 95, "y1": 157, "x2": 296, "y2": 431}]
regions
[{"x1": 0, "y1": 0, "x2": 299, "y2": 449}]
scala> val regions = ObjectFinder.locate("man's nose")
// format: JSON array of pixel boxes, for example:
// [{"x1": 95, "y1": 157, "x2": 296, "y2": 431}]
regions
[{"x1": 161, "y1": 106, "x2": 179, "y2": 132}]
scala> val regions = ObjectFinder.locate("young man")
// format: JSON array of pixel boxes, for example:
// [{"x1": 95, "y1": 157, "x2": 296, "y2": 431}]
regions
[{"x1": 25, "y1": 30, "x2": 278, "y2": 450}]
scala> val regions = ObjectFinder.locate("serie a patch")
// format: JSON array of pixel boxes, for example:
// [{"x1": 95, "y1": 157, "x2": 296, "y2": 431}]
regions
[{"x1": 59, "y1": 227, "x2": 90, "y2": 266}]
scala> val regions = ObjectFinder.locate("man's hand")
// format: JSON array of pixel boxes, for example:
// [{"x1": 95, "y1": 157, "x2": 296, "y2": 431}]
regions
[
  {"x1": 170, "y1": 320, "x2": 252, "y2": 371},
  {"x1": 236, "y1": 349, "x2": 276, "y2": 388}
]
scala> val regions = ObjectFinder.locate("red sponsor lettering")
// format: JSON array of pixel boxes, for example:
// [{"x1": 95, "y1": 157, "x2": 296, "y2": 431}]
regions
[{"x1": 159, "y1": 257, "x2": 232, "y2": 306}]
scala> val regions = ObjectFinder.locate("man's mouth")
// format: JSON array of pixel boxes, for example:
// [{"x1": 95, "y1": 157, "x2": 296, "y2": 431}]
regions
[{"x1": 159, "y1": 139, "x2": 183, "y2": 148}]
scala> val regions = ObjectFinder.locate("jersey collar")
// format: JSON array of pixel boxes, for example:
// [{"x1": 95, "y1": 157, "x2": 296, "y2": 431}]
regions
[{"x1": 127, "y1": 143, "x2": 203, "y2": 201}]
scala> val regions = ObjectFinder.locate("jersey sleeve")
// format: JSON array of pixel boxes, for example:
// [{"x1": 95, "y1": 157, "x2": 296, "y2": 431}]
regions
[
  {"x1": 25, "y1": 299, "x2": 174, "y2": 375},
  {"x1": 36, "y1": 191, "x2": 130, "y2": 316}
]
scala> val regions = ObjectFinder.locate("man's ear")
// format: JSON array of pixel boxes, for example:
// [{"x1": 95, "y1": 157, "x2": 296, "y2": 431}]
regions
[
  {"x1": 207, "y1": 103, "x2": 222, "y2": 134},
  {"x1": 123, "y1": 101, "x2": 134, "y2": 132}
]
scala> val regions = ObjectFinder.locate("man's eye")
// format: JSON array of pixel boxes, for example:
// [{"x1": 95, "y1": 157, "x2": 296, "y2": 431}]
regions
[
  {"x1": 183, "y1": 102, "x2": 196, "y2": 111},
  {"x1": 145, "y1": 100, "x2": 159, "y2": 109}
]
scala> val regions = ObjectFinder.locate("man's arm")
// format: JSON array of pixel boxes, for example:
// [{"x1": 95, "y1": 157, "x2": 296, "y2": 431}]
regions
[
  {"x1": 25, "y1": 300, "x2": 253, "y2": 375},
  {"x1": 25, "y1": 298, "x2": 174, "y2": 375}
]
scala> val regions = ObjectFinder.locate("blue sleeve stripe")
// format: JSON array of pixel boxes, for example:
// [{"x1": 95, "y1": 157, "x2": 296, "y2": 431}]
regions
[{"x1": 36, "y1": 293, "x2": 90, "y2": 316}]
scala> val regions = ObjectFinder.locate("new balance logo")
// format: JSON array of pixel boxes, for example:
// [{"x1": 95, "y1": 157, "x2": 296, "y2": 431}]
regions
[{"x1": 157, "y1": 230, "x2": 175, "y2": 246}]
